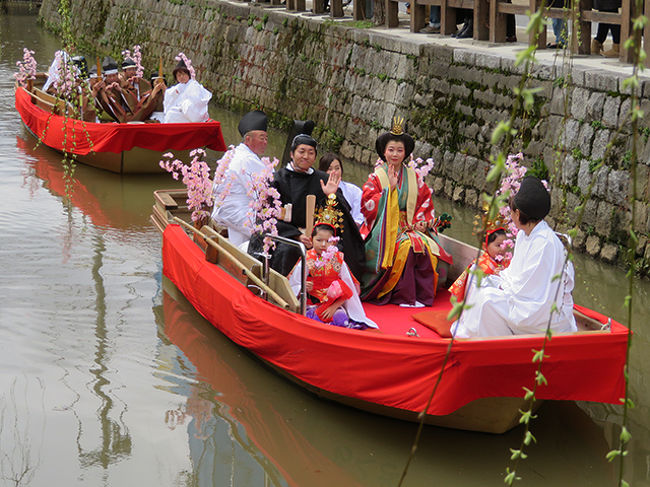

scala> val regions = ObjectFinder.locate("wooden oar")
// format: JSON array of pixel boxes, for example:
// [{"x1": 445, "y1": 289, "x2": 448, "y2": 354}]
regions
[
  {"x1": 96, "y1": 57, "x2": 101, "y2": 77},
  {"x1": 304, "y1": 194, "x2": 316, "y2": 237}
]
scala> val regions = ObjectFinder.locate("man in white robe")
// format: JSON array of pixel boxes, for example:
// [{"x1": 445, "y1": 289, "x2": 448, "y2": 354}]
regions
[
  {"x1": 451, "y1": 176, "x2": 577, "y2": 337},
  {"x1": 211, "y1": 110, "x2": 269, "y2": 247},
  {"x1": 162, "y1": 59, "x2": 211, "y2": 123}
]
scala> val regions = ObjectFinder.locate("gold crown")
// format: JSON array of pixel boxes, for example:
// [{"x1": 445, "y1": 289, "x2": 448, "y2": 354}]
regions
[
  {"x1": 390, "y1": 116, "x2": 405, "y2": 136},
  {"x1": 474, "y1": 201, "x2": 506, "y2": 237},
  {"x1": 314, "y1": 194, "x2": 345, "y2": 233}
]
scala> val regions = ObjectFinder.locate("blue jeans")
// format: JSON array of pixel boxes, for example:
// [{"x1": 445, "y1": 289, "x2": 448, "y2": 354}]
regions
[
  {"x1": 429, "y1": 6, "x2": 440, "y2": 26},
  {"x1": 552, "y1": 18, "x2": 567, "y2": 45}
]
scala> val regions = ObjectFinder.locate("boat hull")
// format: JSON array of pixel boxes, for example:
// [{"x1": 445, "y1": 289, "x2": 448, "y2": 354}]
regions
[
  {"x1": 15, "y1": 85, "x2": 226, "y2": 174},
  {"x1": 159, "y1": 222, "x2": 629, "y2": 434}
]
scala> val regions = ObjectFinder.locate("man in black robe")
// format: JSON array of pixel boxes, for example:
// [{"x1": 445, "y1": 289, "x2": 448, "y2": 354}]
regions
[{"x1": 249, "y1": 134, "x2": 366, "y2": 280}]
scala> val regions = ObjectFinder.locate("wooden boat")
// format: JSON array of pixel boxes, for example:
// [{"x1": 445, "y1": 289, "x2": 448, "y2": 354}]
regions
[
  {"x1": 14, "y1": 82, "x2": 227, "y2": 174},
  {"x1": 151, "y1": 189, "x2": 629, "y2": 434}
]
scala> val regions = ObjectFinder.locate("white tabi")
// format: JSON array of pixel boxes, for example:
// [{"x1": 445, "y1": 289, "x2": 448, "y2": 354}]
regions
[
  {"x1": 211, "y1": 143, "x2": 264, "y2": 247},
  {"x1": 340, "y1": 180, "x2": 364, "y2": 226},
  {"x1": 451, "y1": 220, "x2": 576, "y2": 337},
  {"x1": 288, "y1": 260, "x2": 378, "y2": 329},
  {"x1": 162, "y1": 79, "x2": 211, "y2": 123}
]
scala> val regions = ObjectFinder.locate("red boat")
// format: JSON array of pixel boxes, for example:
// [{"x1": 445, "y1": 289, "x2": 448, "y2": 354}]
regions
[
  {"x1": 15, "y1": 83, "x2": 226, "y2": 174},
  {"x1": 152, "y1": 189, "x2": 629, "y2": 434}
]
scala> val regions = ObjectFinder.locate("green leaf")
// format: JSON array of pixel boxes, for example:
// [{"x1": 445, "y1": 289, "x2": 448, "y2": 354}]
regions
[
  {"x1": 606, "y1": 449, "x2": 620, "y2": 462},
  {"x1": 524, "y1": 430, "x2": 537, "y2": 445},
  {"x1": 519, "y1": 409, "x2": 532, "y2": 424},
  {"x1": 522, "y1": 386, "x2": 534, "y2": 400},
  {"x1": 504, "y1": 469, "x2": 516, "y2": 486},
  {"x1": 531, "y1": 348, "x2": 548, "y2": 363},
  {"x1": 621, "y1": 480, "x2": 630, "y2": 487},
  {"x1": 535, "y1": 371, "x2": 548, "y2": 386},
  {"x1": 509, "y1": 448, "x2": 522, "y2": 460},
  {"x1": 620, "y1": 426, "x2": 631, "y2": 443}
]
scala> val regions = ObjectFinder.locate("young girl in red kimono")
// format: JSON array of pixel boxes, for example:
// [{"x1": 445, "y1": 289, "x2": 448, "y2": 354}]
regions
[
  {"x1": 449, "y1": 228, "x2": 510, "y2": 301},
  {"x1": 288, "y1": 196, "x2": 378, "y2": 330}
]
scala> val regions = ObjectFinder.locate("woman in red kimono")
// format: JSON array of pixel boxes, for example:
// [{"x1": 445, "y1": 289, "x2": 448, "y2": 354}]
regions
[{"x1": 361, "y1": 119, "x2": 451, "y2": 306}]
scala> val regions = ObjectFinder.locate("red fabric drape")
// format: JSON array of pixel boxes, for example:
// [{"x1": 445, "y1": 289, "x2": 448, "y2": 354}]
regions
[
  {"x1": 162, "y1": 224, "x2": 629, "y2": 416},
  {"x1": 15, "y1": 87, "x2": 226, "y2": 155}
]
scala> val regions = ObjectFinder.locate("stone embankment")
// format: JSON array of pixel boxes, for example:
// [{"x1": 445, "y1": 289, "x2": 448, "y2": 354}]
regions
[{"x1": 39, "y1": 0, "x2": 650, "y2": 273}]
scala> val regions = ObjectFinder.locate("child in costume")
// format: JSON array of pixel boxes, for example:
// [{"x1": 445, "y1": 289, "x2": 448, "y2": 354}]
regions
[
  {"x1": 449, "y1": 228, "x2": 510, "y2": 301},
  {"x1": 289, "y1": 194, "x2": 378, "y2": 330}
]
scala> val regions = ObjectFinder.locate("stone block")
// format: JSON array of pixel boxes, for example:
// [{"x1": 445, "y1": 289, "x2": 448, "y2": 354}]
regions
[
  {"x1": 634, "y1": 200, "x2": 648, "y2": 233},
  {"x1": 577, "y1": 124, "x2": 595, "y2": 159},
  {"x1": 595, "y1": 200, "x2": 614, "y2": 237},
  {"x1": 618, "y1": 97, "x2": 632, "y2": 127},
  {"x1": 452, "y1": 185, "x2": 466, "y2": 203},
  {"x1": 572, "y1": 228, "x2": 586, "y2": 250},
  {"x1": 584, "y1": 70, "x2": 619, "y2": 93},
  {"x1": 607, "y1": 170, "x2": 630, "y2": 206},
  {"x1": 600, "y1": 242, "x2": 618, "y2": 263},
  {"x1": 433, "y1": 176, "x2": 445, "y2": 195},
  {"x1": 530, "y1": 63, "x2": 554, "y2": 81},
  {"x1": 549, "y1": 88, "x2": 566, "y2": 116},
  {"x1": 585, "y1": 235, "x2": 601, "y2": 256},
  {"x1": 590, "y1": 129, "x2": 610, "y2": 161},
  {"x1": 465, "y1": 188, "x2": 479, "y2": 207},
  {"x1": 452, "y1": 49, "x2": 475, "y2": 66},
  {"x1": 570, "y1": 88, "x2": 590, "y2": 120},
  {"x1": 561, "y1": 155, "x2": 580, "y2": 186},
  {"x1": 602, "y1": 96, "x2": 621, "y2": 128},
  {"x1": 585, "y1": 91, "x2": 606, "y2": 123},
  {"x1": 594, "y1": 165, "x2": 611, "y2": 199},
  {"x1": 474, "y1": 52, "x2": 501, "y2": 70},
  {"x1": 582, "y1": 199, "x2": 598, "y2": 227},
  {"x1": 451, "y1": 153, "x2": 465, "y2": 182},
  {"x1": 474, "y1": 159, "x2": 490, "y2": 191},
  {"x1": 444, "y1": 179, "x2": 454, "y2": 198},
  {"x1": 559, "y1": 119, "x2": 581, "y2": 150}
]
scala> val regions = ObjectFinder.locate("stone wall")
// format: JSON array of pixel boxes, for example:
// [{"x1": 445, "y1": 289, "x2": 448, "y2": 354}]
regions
[{"x1": 39, "y1": 0, "x2": 650, "y2": 273}]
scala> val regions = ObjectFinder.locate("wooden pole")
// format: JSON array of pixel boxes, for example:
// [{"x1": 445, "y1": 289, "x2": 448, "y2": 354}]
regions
[{"x1": 305, "y1": 194, "x2": 316, "y2": 238}]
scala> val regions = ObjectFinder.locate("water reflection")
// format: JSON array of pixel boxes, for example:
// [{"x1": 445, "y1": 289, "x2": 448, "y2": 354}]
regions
[
  {"x1": 76, "y1": 233, "x2": 132, "y2": 469},
  {"x1": 155, "y1": 279, "x2": 639, "y2": 486}
]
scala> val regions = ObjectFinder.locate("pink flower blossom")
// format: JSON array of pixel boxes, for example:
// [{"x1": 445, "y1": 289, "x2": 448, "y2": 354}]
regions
[
  {"x1": 14, "y1": 48, "x2": 37, "y2": 87},
  {"x1": 159, "y1": 149, "x2": 214, "y2": 222}
]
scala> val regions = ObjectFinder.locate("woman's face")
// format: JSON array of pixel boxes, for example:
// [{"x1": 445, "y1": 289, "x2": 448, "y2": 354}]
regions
[
  {"x1": 291, "y1": 145, "x2": 317, "y2": 172},
  {"x1": 384, "y1": 141, "x2": 406, "y2": 166},
  {"x1": 326, "y1": 159, "x2": 342, "y2": 179},
  {"x1": 175, "y1": 71, "x2": 190, "y2": 84}
]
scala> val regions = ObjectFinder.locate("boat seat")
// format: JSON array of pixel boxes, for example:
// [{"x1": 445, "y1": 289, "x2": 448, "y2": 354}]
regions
[{"x1": 199, "y1": 226, "x2": 300, "y2": 313}]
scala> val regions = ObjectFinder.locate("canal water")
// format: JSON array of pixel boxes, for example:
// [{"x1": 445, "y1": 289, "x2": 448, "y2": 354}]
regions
[{"x1": 1, "y1": 12, "x2": 649, "y2": 487}]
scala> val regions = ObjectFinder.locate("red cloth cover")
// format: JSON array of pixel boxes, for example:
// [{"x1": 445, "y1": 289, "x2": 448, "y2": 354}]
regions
[
  {"x1": 162, "y1": 224, "x2": 629, "y2": 416},
  {"x1": 15, "y1": 87, "x2": 226, "y2": 155}
]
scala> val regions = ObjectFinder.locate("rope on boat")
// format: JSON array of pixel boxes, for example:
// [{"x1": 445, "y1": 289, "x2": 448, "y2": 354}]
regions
[{"x1": 171, "y1": 217, "x2": 292, "y2": 310}]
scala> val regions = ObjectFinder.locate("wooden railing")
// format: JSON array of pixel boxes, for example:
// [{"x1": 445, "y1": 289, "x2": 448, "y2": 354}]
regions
[
  {"x1": 247, "y1": 0, "x2": 647, "y2": 65},
  {"x1": 388, "y1": 0, "x2": 650, "y2": 64}
]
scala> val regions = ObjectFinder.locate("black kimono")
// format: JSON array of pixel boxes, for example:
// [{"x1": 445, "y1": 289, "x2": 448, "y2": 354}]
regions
[{"x1": 249, "y1": 167, "x2": 366, "y2": 279}]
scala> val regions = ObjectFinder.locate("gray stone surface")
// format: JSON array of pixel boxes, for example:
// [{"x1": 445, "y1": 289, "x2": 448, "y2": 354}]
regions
[{"x1": 39, "y1": 0, "x2": 648, "y2": 270}]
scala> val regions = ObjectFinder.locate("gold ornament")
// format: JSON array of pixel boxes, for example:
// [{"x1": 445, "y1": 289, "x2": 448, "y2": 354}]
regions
[
  {"x1": 390, "y1": 116, "x2": 405, "y2": 136},
  {"x1": 313, "y1": 193, "x2": 345, "y2": 233}
]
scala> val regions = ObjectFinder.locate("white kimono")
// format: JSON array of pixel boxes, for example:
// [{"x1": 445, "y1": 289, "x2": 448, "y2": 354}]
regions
[
  {"x1": 211, "y1": 143, "x2": 265, "y2": 247},
  {"x1": 288, "y1": 260, "x2": 378, "y2": 329},
  {"x1": 162, "y1": 78, "x2": 211, "y2": 123},
  {"x1": 451, "y1": 220, "x2": 577, "y2": 337},
  {"x1": 340, "y1": 180, "x2": 364, "y2": 226}
]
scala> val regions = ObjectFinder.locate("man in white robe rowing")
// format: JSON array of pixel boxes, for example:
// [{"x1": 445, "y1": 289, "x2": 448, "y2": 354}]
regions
[
  {"x1": 451, "y1": 176, "x2": 577, "y2": 337},
  {"x1": 211, "y1": 110, "x2": 269, "y2": 248}
]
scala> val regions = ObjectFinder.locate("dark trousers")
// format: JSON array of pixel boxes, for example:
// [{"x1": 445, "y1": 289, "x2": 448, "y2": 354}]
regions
[{"x1": 595, "y1": 6, "x2": 621, "y2": 44}]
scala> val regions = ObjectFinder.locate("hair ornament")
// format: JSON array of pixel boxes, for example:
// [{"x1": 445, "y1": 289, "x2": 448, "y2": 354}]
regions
[
  {"x1": 314, "y1": 194, "x2": 345, "y2": 234},
  {"x1": 390, "y1": 116, "x2": 405, "y2": 136}
]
